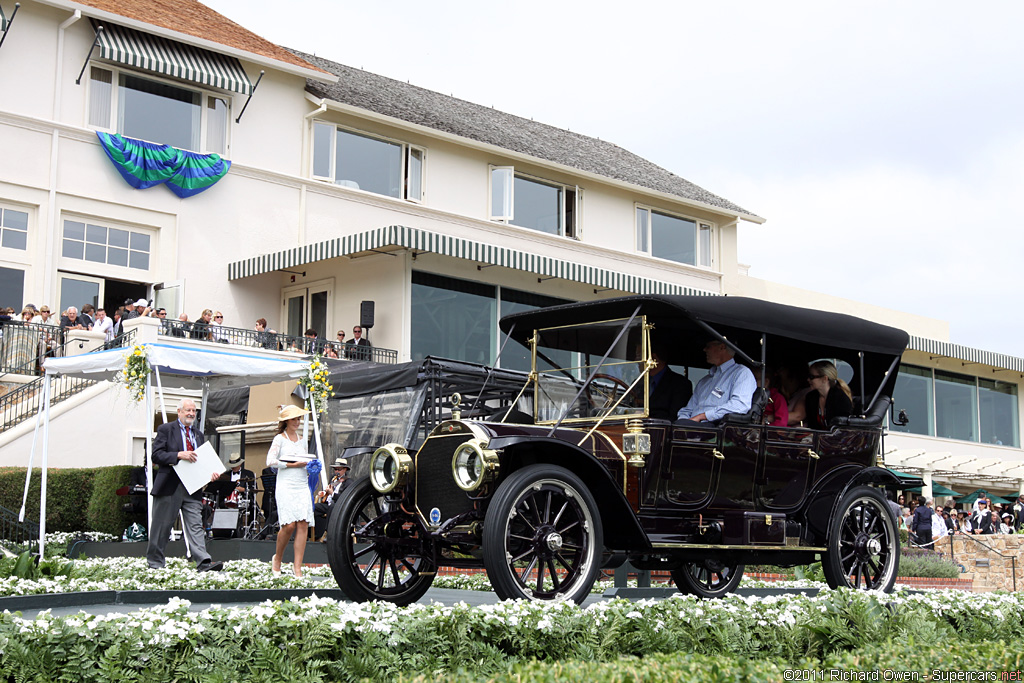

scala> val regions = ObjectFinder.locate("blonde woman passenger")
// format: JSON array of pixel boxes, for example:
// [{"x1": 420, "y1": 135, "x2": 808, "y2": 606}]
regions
[
  {"x1": 804, "y1": 360, "x2": 853, "y2": 429},
  {"x1": 267, "y1": 405, "x2": 316, "y2": 577}
]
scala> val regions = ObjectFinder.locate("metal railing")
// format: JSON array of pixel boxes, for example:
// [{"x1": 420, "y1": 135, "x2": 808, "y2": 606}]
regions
[
  {"x1": 0, "y1": 329, "x2": 135, "y2": 433},
  {"x1": 0, "y1": 504, "x2": 39, "y2": 552},
  {"x1": 0, "y1": 321, "x2": 64, "y2": 375},
  {"x1": 158, "y1": 320, "x2": 398, "y2": 364}
]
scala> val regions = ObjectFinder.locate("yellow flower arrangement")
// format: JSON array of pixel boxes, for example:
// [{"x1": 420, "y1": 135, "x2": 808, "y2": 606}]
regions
[
  {"x1": 299, "y1": 355, "x2": 334, "y2": 413},
  {"x1": 115, "y1": 344, "x2": 150, "y2": 402}
]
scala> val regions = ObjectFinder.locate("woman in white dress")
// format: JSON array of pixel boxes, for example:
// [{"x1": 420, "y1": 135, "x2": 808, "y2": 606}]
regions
[{"x1": 267, "y1": 404, "x2": 315, "y2": 577}]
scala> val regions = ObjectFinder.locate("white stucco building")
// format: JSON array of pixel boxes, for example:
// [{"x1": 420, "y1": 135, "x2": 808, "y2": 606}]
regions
[{"x1": 0, "y1": 0, "x2": 1020, "y2": 500}]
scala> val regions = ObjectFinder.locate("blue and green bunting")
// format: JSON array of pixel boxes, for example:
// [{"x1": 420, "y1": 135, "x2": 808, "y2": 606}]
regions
[{"x1": 96, "y1": 132, "x2": 231, "y2": 198}]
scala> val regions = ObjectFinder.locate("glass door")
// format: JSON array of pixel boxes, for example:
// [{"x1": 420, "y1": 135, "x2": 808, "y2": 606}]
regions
[
  {"x1": 154, "y1": 281, "x2": 183, "y2": 318},
  {"x1": 58, "y1": 273, "x2": 103, "y2": 317},
  {"x1": 282, "y1": 279, "x2": 333, "y2": 341}
]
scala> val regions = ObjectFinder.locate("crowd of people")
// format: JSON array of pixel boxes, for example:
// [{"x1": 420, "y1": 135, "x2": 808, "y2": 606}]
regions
[
  {"x1": 1, "y1": 299, "x2": 375, "y2": 364},
  {"x1": 897, "y1": 493, "x2": 1024, "y2": 548}
]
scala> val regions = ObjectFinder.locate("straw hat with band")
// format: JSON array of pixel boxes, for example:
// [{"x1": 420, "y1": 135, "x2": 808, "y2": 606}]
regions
[
  {"x1": 228, "y1": 452, "x2": 244, "y2": 467},
  {"x1": 332, "y1": 457, "x2": 350, "y2": 469},
  {"x1": 278, "y1": 404, "x2": 310, "y2": 421}
]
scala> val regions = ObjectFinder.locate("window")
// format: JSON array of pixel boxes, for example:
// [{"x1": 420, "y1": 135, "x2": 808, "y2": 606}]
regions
[
  {"x1": 62, "y1": 219, "x2": 151, "y2": 270},
  {"x1": 934, "y1": 370, "x2": 978, "y2": 442},
  {"x1": 312, "y1": 123, "x2": 424, "y2": 201},
  {"x1": 498, "y1": 289, "x2": 572, "y2": 372},
  {"x1": 0, "y1": 266, "x2": 24, "y2": 311},
  {"x1": 636, "y1": 206, "x2": 712, "y2": 267},
  {"x1": 891, "y1": 364, "x2": 935, "y2": 436},
  {"x1": 490, "y1": 167, "x2": 580, "y2": 238},
  {"x1": 89, "y1": 66, "x2": 229, "y2": 155},
  {"x1": 979, "y1": 378, "x2": 1019, "y2": 447},
  {"x1": 411, "y1": 272, "x2": 495, "y2": 364},
  {"x1": 0, "y1": 207, "x2": 28, "y2": 251}
]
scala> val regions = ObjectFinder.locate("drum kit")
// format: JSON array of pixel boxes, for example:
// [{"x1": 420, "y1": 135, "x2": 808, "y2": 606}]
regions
[{"x1": 202, "y1": 476, "x2": 267, "y2": 539}]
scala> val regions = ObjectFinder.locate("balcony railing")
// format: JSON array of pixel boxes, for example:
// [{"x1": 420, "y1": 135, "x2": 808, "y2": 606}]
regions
[{"x1": 158, "y1": 320, "x2": 397, "y2": 364}]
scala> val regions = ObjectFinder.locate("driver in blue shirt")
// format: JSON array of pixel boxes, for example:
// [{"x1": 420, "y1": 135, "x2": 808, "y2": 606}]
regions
[{"x1": 676, "y1": 339, "x2": 756, "y2": 423}]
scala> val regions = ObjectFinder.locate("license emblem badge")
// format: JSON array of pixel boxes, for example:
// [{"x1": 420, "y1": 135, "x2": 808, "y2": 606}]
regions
[{"x1": 429, "y1": 507, "x2": 441, "y2": 525}]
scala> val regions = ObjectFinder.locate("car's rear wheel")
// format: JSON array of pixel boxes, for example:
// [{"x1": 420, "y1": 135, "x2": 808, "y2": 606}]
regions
[
  {"x1": 822, "y1": 485, "x2": 899, "y2": 592},
  {"x1": 482, "y1": 464, "x2": 603, "y2": 603},
  {"x1": 326, "y1": 478, "x2": 435, "y2": 605},
  {"x1": 671, "y1": 560, "x2": 744, "y2": 598}
]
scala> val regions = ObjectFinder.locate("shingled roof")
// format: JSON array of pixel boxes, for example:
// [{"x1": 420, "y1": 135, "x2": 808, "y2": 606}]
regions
[
  {"x1": 64, "y1": 0, "x2": 327, "y2": 75},
  {"x1": 292, "y1": 50, "x2": 758, "y2": 219}
]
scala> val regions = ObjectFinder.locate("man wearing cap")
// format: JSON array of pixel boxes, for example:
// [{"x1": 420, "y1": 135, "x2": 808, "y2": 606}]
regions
[
  {"x1": 147, "y1": 398, "x2": 224, "y2": 572},
  {"x1": 117, "y1": 298, "x2": 151, "y2": 336},
  {"x1": 313, "y1": 457, "x2": 351, "y2": 541},
  {"x1": 211, "y1": 452, "x2": 255, "y2": 504},
  {"x1": 676, "y1": 339, "x2": 756, "y2": 423}
]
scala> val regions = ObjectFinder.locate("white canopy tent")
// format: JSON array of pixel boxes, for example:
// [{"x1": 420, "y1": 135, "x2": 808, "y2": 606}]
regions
[{"x1": 23, "y1": 343, "x2": 322, "y2": 557}]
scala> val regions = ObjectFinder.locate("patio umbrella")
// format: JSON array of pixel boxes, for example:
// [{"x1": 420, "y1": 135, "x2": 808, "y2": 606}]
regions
[
  {"x1": 907, "y1": 483, "x2": 960, "y2": 497},
  {"x1": 955, "y1": 488, "x2": 1011, "y2": 505}
]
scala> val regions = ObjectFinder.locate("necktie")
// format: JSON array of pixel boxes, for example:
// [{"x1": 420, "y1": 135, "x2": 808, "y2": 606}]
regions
[{"x1": 185, "y1": 426, "x2": 194, "y2": 450}]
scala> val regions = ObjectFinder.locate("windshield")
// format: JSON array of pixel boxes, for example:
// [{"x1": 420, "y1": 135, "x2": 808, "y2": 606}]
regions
[{"x1": 533, "y1": 317, "x2": 648, "y2": 423}]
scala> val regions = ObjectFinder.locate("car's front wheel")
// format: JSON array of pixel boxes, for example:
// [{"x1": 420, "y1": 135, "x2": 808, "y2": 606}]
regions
[
  {"x1": 822, "y1": 485, "x2": 899, "y2": 592},
  {"x1": 326, "y1": 478, "x2": 435, "y2": 605},
  {"x1": 671, "y1": 561, "x2": 744, "y2": 598},
  {"x1": 482, "y1": 464, "x2": 603, "y2": 602}
]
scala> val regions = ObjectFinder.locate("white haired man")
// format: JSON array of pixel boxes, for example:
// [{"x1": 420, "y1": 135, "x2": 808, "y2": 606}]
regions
[{"x1": 146, "y1": 398, "x2": 223, "y2": 571}]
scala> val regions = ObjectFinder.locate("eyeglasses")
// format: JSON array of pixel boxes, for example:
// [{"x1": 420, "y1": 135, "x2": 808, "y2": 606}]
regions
[
  {"x1": 214, "y1": 316, "x2": 223, "y2": 319},
  {"x1": 807, "y1": 374, "x2": 825, "y2": 381}
]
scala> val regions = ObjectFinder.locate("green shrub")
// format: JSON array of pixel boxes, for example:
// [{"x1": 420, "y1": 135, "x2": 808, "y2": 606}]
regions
[
  {"x1": 0, "y1": 467, "x2": 97, "y2": 534},
  {"x1": 897, "y1": 551, "x2": 961, "y2": 578},
  {"x1": 86, "y1": 466, "x2": 139, "y2": 536}
]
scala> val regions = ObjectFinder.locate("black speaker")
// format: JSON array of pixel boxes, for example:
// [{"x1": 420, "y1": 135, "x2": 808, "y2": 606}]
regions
[{"x1": 360, "y1": 300, "x2": 375, "y2": 329}]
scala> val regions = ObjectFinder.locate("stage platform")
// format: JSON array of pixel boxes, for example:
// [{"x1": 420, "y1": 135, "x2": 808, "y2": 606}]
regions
[{"x1": 71, "y1": 538, "x2": 329, "y2": 565}]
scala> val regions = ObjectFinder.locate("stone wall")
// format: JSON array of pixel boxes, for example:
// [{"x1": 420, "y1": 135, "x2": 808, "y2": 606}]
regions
[{"x1": 943, "y1": 535, "x2": 1024, "y2": 592}]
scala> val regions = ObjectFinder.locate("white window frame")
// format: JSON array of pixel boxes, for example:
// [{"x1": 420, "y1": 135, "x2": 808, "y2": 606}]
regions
[
  {"x1": 0, "y1": 202, "x2": 31, "y2": 255},
  {"x1": 59, "y1": 214, "x2": 158, "y2": 281},
  {"x1": 86, "y1": 63, "x2": 232, "y2": 156},
  {"x1": 311, "y1": 122, "x2": 425, "y2": 203},
  {"x1": 488, "y1": 166, "x2": 581, "y2": 239},
  {"x1": 281, "y1": 278, "x2": 335, "y2": 340},
  {"x1": 635, "y1": 204, "x2": 714, "y2": 269}
]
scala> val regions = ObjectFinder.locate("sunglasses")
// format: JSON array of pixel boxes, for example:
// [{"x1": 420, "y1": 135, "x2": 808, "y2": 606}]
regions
[
  {"x1": 807, "y1": 374, "x2": 825, "y2": 380},
  {"x1": 214, "y1": 316, "x2": 223, "y2": 319}
]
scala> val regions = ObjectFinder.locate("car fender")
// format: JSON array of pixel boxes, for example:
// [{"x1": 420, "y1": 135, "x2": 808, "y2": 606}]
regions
[
  {"x1": 487, "y1": 435, "x2": 651, "y2": 551},
  {"x1": 803, "y1": 465, "x2": 905, "y2": 544}
]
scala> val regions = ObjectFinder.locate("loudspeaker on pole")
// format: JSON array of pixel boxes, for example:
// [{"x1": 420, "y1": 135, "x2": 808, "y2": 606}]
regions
[{"x1": 360, "y1": 300, "x2": 375, "y2": 329}]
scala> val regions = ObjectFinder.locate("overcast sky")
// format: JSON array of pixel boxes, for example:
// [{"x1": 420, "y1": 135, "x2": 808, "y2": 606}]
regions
[{"x1": 202, "y1": 0, "x2": 1024, "y2": 358}]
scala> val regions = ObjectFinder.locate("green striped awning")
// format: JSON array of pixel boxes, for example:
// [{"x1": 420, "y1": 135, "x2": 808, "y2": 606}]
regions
[
  {"x1": 910, "y1": 336, "x2": 1024, "y2": 373},
  {"x1": 228, "y1": 225, "x2": 716, "y2": 297},
  {"x1": 93, "y1": 21, "x2": 252, "y2": 95}
]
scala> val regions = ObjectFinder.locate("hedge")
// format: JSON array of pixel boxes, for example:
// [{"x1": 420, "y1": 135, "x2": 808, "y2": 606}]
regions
[{"x1": 0, "y1": 466, "x2": 139, "y2": 537}]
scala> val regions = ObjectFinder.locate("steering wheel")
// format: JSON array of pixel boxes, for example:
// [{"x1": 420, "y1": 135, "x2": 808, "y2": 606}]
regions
[{"x1": 587, "y1": 373, "x2": 632, "y2": 412}]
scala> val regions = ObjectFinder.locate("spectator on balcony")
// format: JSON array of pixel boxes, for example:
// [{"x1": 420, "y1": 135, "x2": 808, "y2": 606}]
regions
[
  {"x1": 345, "y1": 326, "x2": 372, "y2": 360},
  {"x1": 191, "y1": 309, "x2": 214, "y2": 341},
  {"x1": 31, "y1": 306, "x2": 55, "y2": 326},
  {"x1": 115, "y1": 298, "x2": 149, "y2": 336},
  {"x1": 80, "y1": 304, "x2": 96, "y2": 330},
  {"x1": 254, "y1": 318, "x2": 277, "y2": 349},
  {"x1": 153, "y1": 308, "x2": 168, "y2": 334},
  {"x1": 211, "y1": 311, "x2": 229, "y2": 343},
  {"x1": 169, "y1": 313, "x2": 191, "y2": 338},
  {"x1": 93, "y1": 308, "x2": 114, "y2": 342},
  {"x1": 335, "y1": 330, "x2": 347, "y2": 359},
  {"x1": 59, "y1": 306, "x2": 87, "y2": 330},
  {"x1": 302, "y1": 328, "x2": 322, "y2": 355},
  {"x1": 19, "y1": 307, "x2": 35, "y2": 323}
]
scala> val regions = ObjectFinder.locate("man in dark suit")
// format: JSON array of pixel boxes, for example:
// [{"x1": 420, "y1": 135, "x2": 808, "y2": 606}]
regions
[
  {"x1": 146, "y1": 398, "x2": 224, "y2": 571},
  {"x1": 344, "y1": 326, "x2": 372, "y2": 360},
  {"x1": 209, "y1": 452, "x2": 255, "y2": 505},
  {"x1": 648, "y1": 345, "x2": 692, "y2": 421},
  {"x1": 314, "y1": 457, "x2": 351, "y2": 540}
]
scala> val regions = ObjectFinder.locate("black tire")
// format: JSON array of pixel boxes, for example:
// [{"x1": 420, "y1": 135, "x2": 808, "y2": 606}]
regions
[
  {"x1": 822, "y1": 485, "x2": 899, "y2": 592},
  {"x1": 326, "y1": 478, "x2": 435, "y2": 605},
  {"x1": 671, "y1": 561, "x2": 744, "y2": 598},
  {"x1": 482, "y1": 464, "x2": 603, "y2": 603}
]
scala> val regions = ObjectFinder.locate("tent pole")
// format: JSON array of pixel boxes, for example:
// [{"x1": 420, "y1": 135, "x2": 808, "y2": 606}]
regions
[
  {"x1": 180, "y1": 511, "x2": 192, "y2": 559},
  {"x1": 145, "y1": 373, "x2": 154, "y2": 532},
  {"x1": 309, "y1": 405, "x2": 328, "y2": 488},
  {"x1": 39, "y1": 375, "x2": 52, "y2": 558},
  {"x1": 154, "y1": 365, "x2": 168, "y2": 424},
  {"x1": 19, "y1": 396, "x2": 45, "y2": 522},
  {"x1": 200, "y1": 379, "x2": 209, "y2": 433}
]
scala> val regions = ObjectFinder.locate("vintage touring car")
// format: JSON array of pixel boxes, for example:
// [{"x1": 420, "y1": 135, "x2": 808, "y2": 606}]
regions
[{"x1": 326, "y1": 295, "x2": 919, "y2": 604}]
